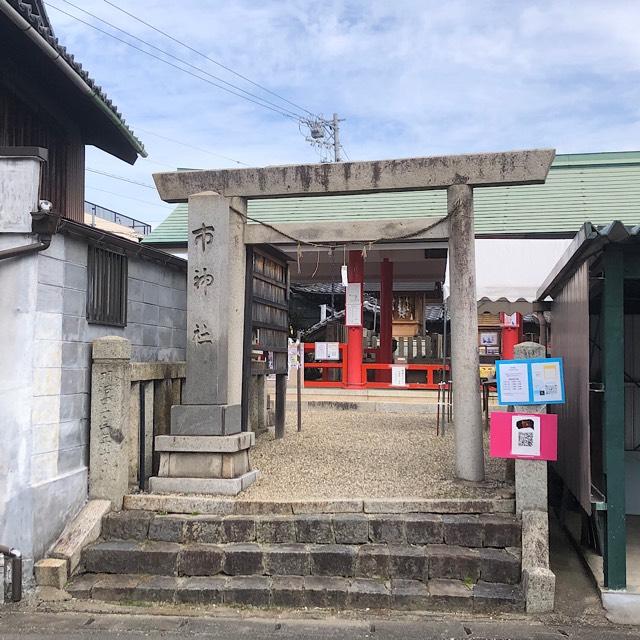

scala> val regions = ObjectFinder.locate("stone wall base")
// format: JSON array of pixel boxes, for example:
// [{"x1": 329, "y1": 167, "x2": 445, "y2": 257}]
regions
[
  {"x1": 151, "y1": 431, "x2": 257, "y2": 495},
  {"x1": 171, "y1": 404, "x2": 241, "y2": 435},
  {"x1": 149, "y1": 470, "x2": 260, "y2": 496}
]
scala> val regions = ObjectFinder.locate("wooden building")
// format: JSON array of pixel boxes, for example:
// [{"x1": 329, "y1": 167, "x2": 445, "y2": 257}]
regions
[{"x1": 0, "y1": 0, "x2": 145, "y2": 222}]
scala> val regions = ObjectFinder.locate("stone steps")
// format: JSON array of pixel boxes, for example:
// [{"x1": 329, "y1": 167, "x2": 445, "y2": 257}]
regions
[
  {"x1": 101, "y1": 510, "x2": 521, "y2": 548},
  {"x1": 68, "y1": 507, "x2": 523, "y2": 612},
  {"x1": 81, "y1": 539, "x2": 521, "y2": 584},
  {"x1": 68, "y1": 572, "x2": 523, "y2": 613}
]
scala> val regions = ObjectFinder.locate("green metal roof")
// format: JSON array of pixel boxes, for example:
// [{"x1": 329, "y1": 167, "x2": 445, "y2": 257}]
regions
[{"x1": 143, "y1": 151, "x2": 640, "y2": 245}]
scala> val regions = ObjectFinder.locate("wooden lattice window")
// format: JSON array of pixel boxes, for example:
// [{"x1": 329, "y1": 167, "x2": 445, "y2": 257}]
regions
[{"x1": 86, "y1": 244, "x2": 128, "y2": 326}]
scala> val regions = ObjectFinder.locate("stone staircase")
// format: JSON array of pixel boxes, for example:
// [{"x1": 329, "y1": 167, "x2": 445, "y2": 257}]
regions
[{"x1": 67, "y1": 506, "x2": 524, "y2": 612}]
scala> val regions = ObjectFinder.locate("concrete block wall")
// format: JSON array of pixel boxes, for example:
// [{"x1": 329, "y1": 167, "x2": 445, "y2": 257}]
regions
[{"x1": 28, "y1": 232, "x2": 186, "y2": 563}]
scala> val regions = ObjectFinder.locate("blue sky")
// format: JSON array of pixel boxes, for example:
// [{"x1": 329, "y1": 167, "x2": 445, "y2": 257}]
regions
[{"x1": 45, "y1": 0, "x2": 640, "y2": 228}]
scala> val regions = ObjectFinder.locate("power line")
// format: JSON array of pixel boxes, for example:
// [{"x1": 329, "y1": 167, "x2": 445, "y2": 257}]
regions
[
  {"x1": 101, "y1": 0, "x2": 317, "y2": 119},
  {"x1": 47, "y1": 3, "x2": 302, "y2": 121},
  {"x1": 58, "y1": 0, "x2": 306, "y2": 121},
  {"x1": 86, "y1": 167, "x2": 156, "y2": 189},
  {"x1": 134, "y1": 128, "x2": 249, "y2": 166},
  {"x1": 138, "y1": 157, "x2": 176, "y2": 170},
  {"x1": 85, "y1": 185, "x2": 170, "y2": 209},
  {"x1": 52, "y1": 3, "x2": 251, "y2": 167}
]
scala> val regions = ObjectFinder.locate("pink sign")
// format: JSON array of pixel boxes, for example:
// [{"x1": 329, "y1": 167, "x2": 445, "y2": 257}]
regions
[{"x1": 489, "y1": 412, "x2": 558, "y2": 461}]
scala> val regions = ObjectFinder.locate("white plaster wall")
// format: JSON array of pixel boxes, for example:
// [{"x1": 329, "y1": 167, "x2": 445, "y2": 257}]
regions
[
  {"x1": 27, "y1": 233, "x2": 187, "y2": 562},
  {"x1": 0, "y1": 156, "x2": 42, "y2": 578},
  {"x1": 0, "y1": 152, "x2": 187, "y2": 576}
]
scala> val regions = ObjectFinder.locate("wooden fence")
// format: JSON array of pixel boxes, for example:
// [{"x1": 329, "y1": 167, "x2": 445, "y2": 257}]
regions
[{"x1": 128, "y1": 362, "x2": 185, "y2": 491}]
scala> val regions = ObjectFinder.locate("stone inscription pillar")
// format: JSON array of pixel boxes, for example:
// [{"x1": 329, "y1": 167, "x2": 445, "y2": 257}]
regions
[
  {"x1": 89, "y1": 336, "x2": 131, "y2": 509},
  {"x1": 150, "y1": 192, "x2": 259, "y2": 495},
  {"x1": 447, "y1": 184, "x2": 485, "y2": 482},
  {"x1": 173, "y1": 191, "x2": 246, "y2": 432}
]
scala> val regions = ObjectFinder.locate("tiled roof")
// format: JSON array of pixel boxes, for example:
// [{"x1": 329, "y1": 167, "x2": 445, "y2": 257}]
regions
[
  {"x1": 143, "y1": 151, "x2": 640, "y2": 244},
  {"x1": 6, "y1": 0, "x2": 145, "y2": 158}
]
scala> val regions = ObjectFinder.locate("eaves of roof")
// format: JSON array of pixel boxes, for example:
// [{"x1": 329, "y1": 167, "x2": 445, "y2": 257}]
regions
[
  {"x1": 537, "y1": 221, "x2": 640, "y2": 300},
  {"x1": 1, "y1": 0, "x2": 145, "y2": 163}
]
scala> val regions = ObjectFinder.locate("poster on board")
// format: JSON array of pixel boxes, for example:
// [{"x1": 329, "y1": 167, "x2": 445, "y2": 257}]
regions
[
  {"x1": 314, "y1": 342, "x2": 340, "y2": 361},
  {"x1": 495, "y1": 358, "x2": 565, "y2": 405},
  {"x1": 531, "y1": 361, "x2": 563, "y2": 403},
  {"x1": 288, "y1": 342, "x2": 300, "y2": 370},
  {"x1": 391, "y1": 365, "x2": 406, "y2": 387},
  {"x1": 490, "y1": 412, "x2": 557, "y2": 461},
  {"x1": 496, "y1": 361, "x2": 530, "y2": 404},
  {"x1": 326, "y1": 342, "x2": 340, "y2": 360},
  {"x1": 345, "y1": 282, "x2": 362, "y2": 326},
  {"x1": 314, "y1": 342, "x2": 328, "y2": 360}
]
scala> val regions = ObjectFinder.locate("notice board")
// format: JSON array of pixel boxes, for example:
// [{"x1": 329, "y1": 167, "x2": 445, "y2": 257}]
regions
[{"x1": 495, "y1": 357, "x2": 565, "y2": 405}]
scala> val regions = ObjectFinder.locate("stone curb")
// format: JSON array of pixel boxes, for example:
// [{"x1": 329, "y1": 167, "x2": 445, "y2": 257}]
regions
[
  {"x1": 123, "y1": 495, "x2": 515, "y2": 516},
  {"x1": 49, "y1": 499, "x2": 112, "y2": 576}
]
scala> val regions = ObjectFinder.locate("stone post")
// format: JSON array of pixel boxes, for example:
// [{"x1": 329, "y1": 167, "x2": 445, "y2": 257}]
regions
[
  {"x1": 447, "y1": 184, "x2": 484, "y2": 482},
  {"x1": 513, "y1": 341, "x2": 548, "y2": 514},
  {"x1": 511, "y1": 340, "x2": 555, "y2": 613},
  {"x1": 248, "y1": 366, "x2": 267, "y2": 435},
  {"x1": 89, "y1": 336, "x2": 131, "y2": 509},
  {"x1": 150, "y1": 192, "x2": 259, "y2": 495}
]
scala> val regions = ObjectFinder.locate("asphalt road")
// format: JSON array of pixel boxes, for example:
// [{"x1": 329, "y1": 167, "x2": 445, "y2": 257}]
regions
[{"x1": 0, "y1": 611, "x2": 637, "y2": 640}]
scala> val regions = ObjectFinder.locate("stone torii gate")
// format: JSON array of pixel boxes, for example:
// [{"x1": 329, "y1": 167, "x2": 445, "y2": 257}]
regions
[{"x1": 149, "y1": 150, "x2": 554, "y2": 495}]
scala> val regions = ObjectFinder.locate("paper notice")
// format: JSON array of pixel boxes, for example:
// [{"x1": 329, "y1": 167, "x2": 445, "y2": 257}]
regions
[
  {"x1": 314, "y1": 342, "x2": 328, "y2": 360},
  {"x1": 510, "y1": 414, "x2": 541, "y2": 457},
  {"x1": 391, "y1": 365, "x2": 406, "y2": 387},
  {"x1": 327, "y1": 342, "x2": 340, "y2": 360},
  {"x1": 531, "y1": 361, "x2": 562, "y2": 403},
  {"x1": 498, "y1": 362, "x2": 530, "y2": 404},
  {"x1": 345, "y1": 283, "x2": 362, "y2": 326}
]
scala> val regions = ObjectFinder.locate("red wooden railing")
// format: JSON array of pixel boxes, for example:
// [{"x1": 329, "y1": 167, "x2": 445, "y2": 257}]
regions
[{"x1": 302, "y1": 343, "x2": 449, "y2": 390}]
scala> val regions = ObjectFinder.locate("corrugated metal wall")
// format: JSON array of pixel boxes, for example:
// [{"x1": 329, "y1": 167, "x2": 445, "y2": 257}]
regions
[
  {"x1": 551, "y1": 261, "x2": 592, "y2": 513},
  {"x1": 624, "y1": 315, "x2": 640, "y2": 451},
  {"x1": 0, "y1": 86, "x2": 85, "y2": 223}
]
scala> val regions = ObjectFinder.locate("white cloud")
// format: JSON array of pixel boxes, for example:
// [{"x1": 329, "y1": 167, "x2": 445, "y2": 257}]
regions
[{"x1": 45, "y1": 0, "x2": 640, "y2": 227}]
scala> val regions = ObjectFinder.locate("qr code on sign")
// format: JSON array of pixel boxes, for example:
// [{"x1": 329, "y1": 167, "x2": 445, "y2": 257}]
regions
[{"x1": 518, "y1": 432, "x2": 534, "y2": 448}]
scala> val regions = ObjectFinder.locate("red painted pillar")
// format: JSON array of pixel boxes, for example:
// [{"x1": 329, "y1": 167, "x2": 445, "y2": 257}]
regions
[
  {"x1": 346, "y1": 250, "x2": 364, "y2": 387},
  {"x1": 500, "y1": 312, "x2": 523, "y2": 360},
  {"x1": 378, "y1": 258, "x2": 393, "y2": 382}
]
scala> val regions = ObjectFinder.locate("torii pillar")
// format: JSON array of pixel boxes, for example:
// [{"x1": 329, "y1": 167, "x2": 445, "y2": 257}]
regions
[
  {"x1": 448, "y1": 185, "x2": 484, "y2": 481},
  {"x1": 152, "y1": 149, "x2": 555, "y2": 486}
]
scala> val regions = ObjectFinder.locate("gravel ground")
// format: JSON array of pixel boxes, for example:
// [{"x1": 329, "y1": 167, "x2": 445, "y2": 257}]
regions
[{"x1": 240, "y1": 409, "x2": 509, "y2": 501}]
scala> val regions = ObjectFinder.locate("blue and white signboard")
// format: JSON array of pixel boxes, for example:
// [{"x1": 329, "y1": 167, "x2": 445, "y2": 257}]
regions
[{"x1": 495, "y1": 358, "x2": 565, "y2": 406}]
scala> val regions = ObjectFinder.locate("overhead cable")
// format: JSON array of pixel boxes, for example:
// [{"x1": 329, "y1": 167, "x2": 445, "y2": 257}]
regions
[
  {"x1": 101, "y1": 0, "x2": 317, "y2": 119},
  {"x1": 48, "y1": 3, "x2": 303, "y2": 120},
  {"x1": 58, "y1": 0, "x2": 306, "y2": 120},
  {"x1": 85, "y1": 185, "x2": 169, "y2": 208},
  {"x1": 86, "y1": 167, "x2": 156, "y2": 189},
  {"x1": 133, "y1": 128, "x2": 249, "y2": 166}
]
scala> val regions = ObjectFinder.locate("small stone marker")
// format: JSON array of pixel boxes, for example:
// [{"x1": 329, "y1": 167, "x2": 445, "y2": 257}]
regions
[
  {"x1": 89, "y1": 337, "x2": 131, "y2": 508},
  {"x1": 511, "y1": 341, "x2": 555, "y2": 613}
]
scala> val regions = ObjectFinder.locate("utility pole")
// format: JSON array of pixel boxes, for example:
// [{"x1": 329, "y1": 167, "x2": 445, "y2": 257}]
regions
[
  {"x1": 302, "y1": 113, "x2": 344, "y2": 162},
  {"x1": 332, "y1": 113, "x2": 341, "y2": 162}
]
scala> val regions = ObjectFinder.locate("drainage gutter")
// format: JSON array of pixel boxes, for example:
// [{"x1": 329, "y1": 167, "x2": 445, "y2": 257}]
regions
[{"x1": 0, "y1": 210, "x2": 61, "y2": 262}]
